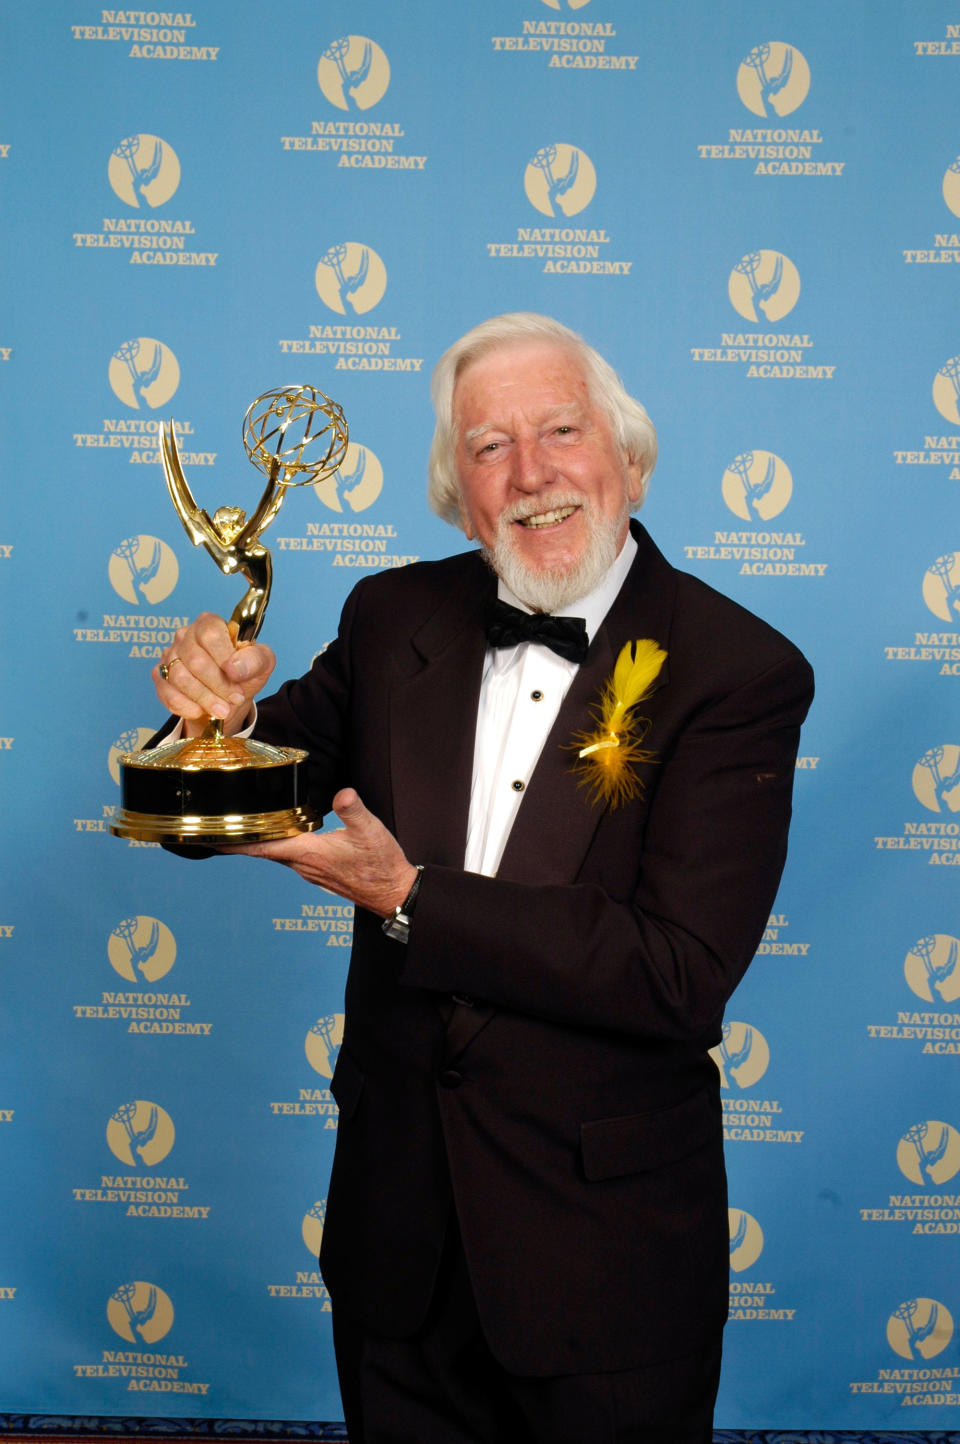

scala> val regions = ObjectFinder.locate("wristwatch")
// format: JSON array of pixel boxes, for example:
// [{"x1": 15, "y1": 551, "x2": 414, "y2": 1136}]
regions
[{"x1": 381, "y1": 865, "x2": 424, "y2": 944}]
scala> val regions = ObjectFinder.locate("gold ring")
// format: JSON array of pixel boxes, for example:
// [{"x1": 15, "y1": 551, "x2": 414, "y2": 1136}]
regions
[{"x1": 159, "y1": 657, "x2": 177, "y2": 682}]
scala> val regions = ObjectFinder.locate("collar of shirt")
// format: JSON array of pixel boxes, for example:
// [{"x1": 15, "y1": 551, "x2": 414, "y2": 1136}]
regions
[{"x1": 465, "y1": 530, "x2": 637, "y2": 876}]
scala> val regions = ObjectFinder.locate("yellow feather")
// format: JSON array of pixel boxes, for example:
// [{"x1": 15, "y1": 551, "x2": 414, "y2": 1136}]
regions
[
  {"x1": 605, "y1": 639, "x2": 668, "y2": 733},
  {"x1": 570, "y1": 639, "x2": 667, "y2": 808}
]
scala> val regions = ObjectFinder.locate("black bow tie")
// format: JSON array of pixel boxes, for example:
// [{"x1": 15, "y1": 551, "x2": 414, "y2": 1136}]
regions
[{"x1": 483, "y1": 598, "x2": 589, "y2": 664}]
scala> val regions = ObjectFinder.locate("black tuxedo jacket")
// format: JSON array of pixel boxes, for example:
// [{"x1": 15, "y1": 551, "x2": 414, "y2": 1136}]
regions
[{"x1": 253, "y1": 520, "x2": 814, "y2": 1378}]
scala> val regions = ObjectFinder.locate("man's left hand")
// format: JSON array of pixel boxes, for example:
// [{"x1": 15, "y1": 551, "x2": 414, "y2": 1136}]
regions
[{"x1": 225, "y1": 789, "x2": 417, "y2": 918}]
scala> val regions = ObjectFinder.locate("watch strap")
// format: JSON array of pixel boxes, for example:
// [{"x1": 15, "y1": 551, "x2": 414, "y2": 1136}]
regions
[{"x1": 381, "y1": 865, "x2": 424, "y2": 944}]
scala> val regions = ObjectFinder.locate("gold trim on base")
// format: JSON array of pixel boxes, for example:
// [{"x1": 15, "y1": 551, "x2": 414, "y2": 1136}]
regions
[{"x1": 109, "y1": 806, "x2": 320, "y2": 845}]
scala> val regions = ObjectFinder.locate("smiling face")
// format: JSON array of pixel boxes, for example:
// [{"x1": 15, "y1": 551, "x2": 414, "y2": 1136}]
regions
[{"x1": 453, "y1": 341, "x2": 644, "y2": 610}]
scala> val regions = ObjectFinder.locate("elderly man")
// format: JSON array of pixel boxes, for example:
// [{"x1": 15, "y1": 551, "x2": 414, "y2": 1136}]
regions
[{"x1": 154, "y1": 314, "x2": 813, "y2": 1443}]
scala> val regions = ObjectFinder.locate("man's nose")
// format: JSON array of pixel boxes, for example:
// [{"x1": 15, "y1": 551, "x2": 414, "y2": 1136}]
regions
[{"x1": 511, "y1": 437, "x2": 553, "y2": 493}]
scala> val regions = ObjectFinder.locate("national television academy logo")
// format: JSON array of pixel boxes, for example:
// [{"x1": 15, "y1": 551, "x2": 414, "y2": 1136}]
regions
[
  {"x1": 315, "y1": 243, "x2": 387, "y2": 315},
  {"x1": 721, "y1": 452, "x2": 792, "y2": 522},
  {"x1": 912, "y1": 746, "x2": 960, "y2": 813},
  {"x1": 313, "y1": 443, "x2": 384, "y2": 514},
  {"x1": 922, "y1": 553, "x2": 960, "y2": 623},
  {"x1": 736, "y1": 43, "x2": 811, "y2": 118},
  {"x1": 306, "y1": 1014, "x2": 345, "y2": 1078},
  {"x1": 302, "y1": 1199, "x2": 327, "y2": 1256},
  {"x1": 943, "y1": 158, "x2": 960, "y2": 220},
  {"x1": 933, "y1": 357, "x2": 960, "y2": 426},
  {"x1": 107, "y1": 1100, "x2": 176, "y2": 1168},
  {"x1": 728, "y1": 1208, "x2": 764, "y2": 1271},
  {"x1": 108, "y1": 535, "x2": 179, "y2": 606},
  {"x1": 107, "y1": 916, "x2": 177, "y2": 983},
  {"x1": 108, "y1": 134, "x2": 180, "y2": 208},
  {"x1": 108, "y1": 1282, "x2": 174, "y2": 1344},
  {"x1": 710, "y1": 1021, "x2": 770, "y2": 1089},
  {"x1": 728, "y1": 252, "x2": 800, "y2": 324},
  {"x1": 524, "y1": 144, "x2": 596, "y2": 218},
  {"x1": 109, "y1": 337, "x2": 180, "y2": 410},
  {"x1": 896, "y1": 1120, "x2": 960, "y2": 1188},
  {"x1": 904, "y1": 934, "x2": 960, "y2": 1005},
  {"x1": 317, "y1": 36, "x2": 390, "y2": 110},
  {"x1": 886, "y1": 1298, "x2": 954, "y2": 1362}
]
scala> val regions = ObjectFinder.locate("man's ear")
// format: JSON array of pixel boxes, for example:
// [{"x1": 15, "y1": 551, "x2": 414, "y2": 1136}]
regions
[{"x1": 626, "y1": 460, "x2": 645, "y2": 507}]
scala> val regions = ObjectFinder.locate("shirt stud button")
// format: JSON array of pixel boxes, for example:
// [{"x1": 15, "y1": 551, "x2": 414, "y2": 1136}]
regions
[
  {"x1": 530, "y1": 689, "x2": 543, "y2": 701},
  {"x1": 512, "y1": 779, "x2": 525, "y2": 792}
]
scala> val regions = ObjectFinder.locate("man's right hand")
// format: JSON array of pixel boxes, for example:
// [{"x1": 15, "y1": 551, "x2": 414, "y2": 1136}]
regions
[{"x1": 153, "y1": 612, "x2": 276, "y2": 737}]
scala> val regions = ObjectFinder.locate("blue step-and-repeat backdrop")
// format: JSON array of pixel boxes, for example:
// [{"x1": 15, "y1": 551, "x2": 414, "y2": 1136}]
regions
[{"x1": 1, "y1": 1, "x2": 959, "y2": 1435}]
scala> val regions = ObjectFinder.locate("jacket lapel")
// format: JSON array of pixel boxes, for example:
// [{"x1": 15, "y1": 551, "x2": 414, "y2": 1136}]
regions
[
  {"x1": 389, "y1": 554, "x2": 492, "y2": 868},
  {"x1": 496, "y1": 522, "x2": 676, "y2": 886}
]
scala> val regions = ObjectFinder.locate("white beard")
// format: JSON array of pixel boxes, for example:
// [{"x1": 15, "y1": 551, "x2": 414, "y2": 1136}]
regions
[{"x1": 482, "y1": 495, "x2": 626, "y2": 613}]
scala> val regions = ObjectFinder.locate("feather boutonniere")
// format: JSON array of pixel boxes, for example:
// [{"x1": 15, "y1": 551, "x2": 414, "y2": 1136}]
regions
[{"x1": 570, "y1": 639, "x2": 667, "y2": 808}]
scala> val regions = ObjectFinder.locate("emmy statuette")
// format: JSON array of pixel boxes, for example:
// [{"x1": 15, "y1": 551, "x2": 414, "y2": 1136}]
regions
[{"x1": 110, "y1": 385, "x2": 348, "y2": 845}]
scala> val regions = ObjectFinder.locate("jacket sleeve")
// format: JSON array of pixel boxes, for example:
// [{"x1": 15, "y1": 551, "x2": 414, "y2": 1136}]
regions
[
  {"x1": 252, "y1": 581, "x2": 364, "y2": 814},
  {"x1": 398, "y1": 649, "x2": 814, "y2": 1043}
]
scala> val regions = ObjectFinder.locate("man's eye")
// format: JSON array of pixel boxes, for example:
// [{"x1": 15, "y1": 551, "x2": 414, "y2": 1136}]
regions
[{"x1": 479, "y1": 441, "x2": 500, "y2": 454}]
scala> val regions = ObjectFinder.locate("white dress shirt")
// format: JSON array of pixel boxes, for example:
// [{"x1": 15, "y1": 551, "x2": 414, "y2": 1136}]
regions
[{"x1": 464, "y1": 531, "x2": 637, "y2": 877}]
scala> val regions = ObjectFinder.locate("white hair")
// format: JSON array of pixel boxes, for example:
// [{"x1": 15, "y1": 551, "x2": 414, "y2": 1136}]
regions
[{"x1": 427, "y1": 312, "x2": 658, "y2": 529}]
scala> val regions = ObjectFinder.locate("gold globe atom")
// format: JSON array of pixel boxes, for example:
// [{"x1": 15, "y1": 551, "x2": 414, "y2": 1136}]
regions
[{"x1": 242, "y1": 384, "x2": 349, "y2": 488}]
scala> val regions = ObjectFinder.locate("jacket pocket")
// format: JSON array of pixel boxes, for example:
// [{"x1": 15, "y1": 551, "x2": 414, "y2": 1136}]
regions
[
  {"x1": 580, "y1": 1087, "x2": 718, "y2": 1182},
  {"x1": 329, "y1": 1048, "x2": 365, "y2": 1120}
]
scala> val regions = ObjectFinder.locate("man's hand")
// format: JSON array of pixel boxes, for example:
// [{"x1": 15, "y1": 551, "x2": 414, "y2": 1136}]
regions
[
  {"x1": 224, "y1": 789, "x2": 418, "y2": 918},
  {"x1": 154, "y1": 612, "x2": 276, "y2": 736}
]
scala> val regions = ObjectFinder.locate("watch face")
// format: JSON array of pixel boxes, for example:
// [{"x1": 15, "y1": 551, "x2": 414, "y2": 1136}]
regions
[{"x1": 382, "y1": 913, "x2": 409, "y2": 943}]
